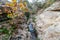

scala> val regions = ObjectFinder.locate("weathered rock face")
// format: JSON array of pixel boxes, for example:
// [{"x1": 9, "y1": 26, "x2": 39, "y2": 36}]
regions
[{"x1": 35, "y1": 1, "x2": 60, "y2": 40}]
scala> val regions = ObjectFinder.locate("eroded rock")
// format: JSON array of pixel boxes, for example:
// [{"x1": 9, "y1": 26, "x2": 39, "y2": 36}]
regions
[{"x1": 36, "y1": 1, "x2": 60, "y2": 40}]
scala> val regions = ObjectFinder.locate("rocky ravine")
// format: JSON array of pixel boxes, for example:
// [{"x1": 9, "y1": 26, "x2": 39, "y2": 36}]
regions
[{"x1": 35, "y1": 1, "x2": 60, "y2": 40}]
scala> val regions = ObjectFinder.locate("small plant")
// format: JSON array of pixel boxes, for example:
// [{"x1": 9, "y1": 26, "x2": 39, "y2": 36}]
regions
[
  {"x1": 0, "y1": 27, "x2": 9, "y2": 34},
  {"x1": 32, "y1": 17, "x2": 36, "y2": 22},
  {"x1": 9, "y1": 24, "x2": 16, "y2": 34},
  {"x1": 0, "y1": 27, "x2": 10, "y2": 40},
  {"x1": 2, "y1": 34, "x2": 10, "y2": 40},
  {"x1": 0, "y1": 23, "x2": 16, "y2": 40}
]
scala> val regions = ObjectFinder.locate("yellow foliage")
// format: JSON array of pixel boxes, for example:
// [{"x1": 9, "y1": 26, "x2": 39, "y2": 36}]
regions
[
  {"x1": 6, "y1": 3, "x2": 14, "y2": 7},
  {"x1": 5, "y1": 0, "x2": 18, "y2": 18},
  {"x1": 14, "y1": 3, "x2": 17, "y2": 7},
  {"x1": 23, "y1": 8, "x2": 28, "y2": 12},
  {"x1": 19, "y1": 3, "x2": 25, "y2": 8},
  {"x1": 13, "y1": 7, "x2": 17, "y2": 11},
  {"x1": 12, "y1": 0, "x2": 17, "y2": 2},
  {"x1": 10, "y1": 3, "x2": 14, "y2": 7},
  {"x1": 24, "y1": 2, "x2": 27, "y2": 6},
  {"x1": 5, "y1": 0, "x2": 29, "y2": 18},
  {"x1": 13, "y1": 13, "x2": 18, "y2": 17},
  {"x1": 6, "y1": 3, "x2": 10, "y2": 6},
  {"x1": 19, "y1": 1, "x2": 29, "y2": 12},
  {"x1": 7, "y1": 13, "x2": 17, "y2": 18},
  {"x1": 7, "y1": 13, "x2": 13, "y2": 18}
]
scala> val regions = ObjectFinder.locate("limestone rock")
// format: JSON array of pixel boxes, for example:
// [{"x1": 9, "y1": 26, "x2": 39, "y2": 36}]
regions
[{"x1": 36, "y1": 1, "x2": 60, "y2": 40}]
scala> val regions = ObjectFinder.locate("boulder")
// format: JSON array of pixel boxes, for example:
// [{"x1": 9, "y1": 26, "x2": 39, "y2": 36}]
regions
[{"x1": 35, "y1": 1, "x2": 60, "y2": 40}]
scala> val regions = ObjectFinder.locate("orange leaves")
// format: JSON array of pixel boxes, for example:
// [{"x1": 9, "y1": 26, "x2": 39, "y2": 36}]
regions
[{"x1": 6, "y1": 0, "x2": 28, "y2": 12}]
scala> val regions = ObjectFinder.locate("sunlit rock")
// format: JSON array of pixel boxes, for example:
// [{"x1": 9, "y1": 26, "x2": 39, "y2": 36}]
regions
[{"x1": 36, "y1": 1, "x2": 60, "y2": 40}]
